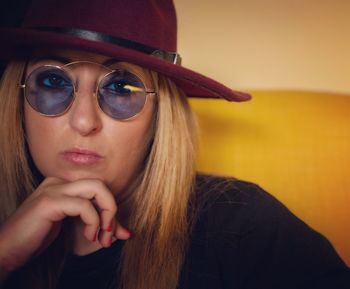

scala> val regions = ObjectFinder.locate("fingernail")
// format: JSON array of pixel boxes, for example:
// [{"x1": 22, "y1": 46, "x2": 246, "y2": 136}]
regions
[
  {"x1": 124, "y1": 228, "x2": 132, "y2": 238},
  {"x1": 106, "y1": 223, "x2": 112, "y2": 232}
]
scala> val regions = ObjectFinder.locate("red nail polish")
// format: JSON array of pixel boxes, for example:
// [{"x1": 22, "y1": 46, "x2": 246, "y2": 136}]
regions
[
  {"x1": 107, "y1": 224, "x2": 112, "y2": 232},
  {"x1": 125, "y1": 228, "x2": 132, "y2": 237}
]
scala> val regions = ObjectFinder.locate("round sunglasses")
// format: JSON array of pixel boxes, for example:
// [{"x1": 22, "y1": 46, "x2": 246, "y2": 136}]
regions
[{"x1": 20, "y1": 61, "x2": 156, "y2": 120}]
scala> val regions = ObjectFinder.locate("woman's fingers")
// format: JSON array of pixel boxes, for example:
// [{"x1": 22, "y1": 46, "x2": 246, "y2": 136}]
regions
[
  {"x1": 46, "y1": 179, "x2": 118, "y2": 233},
  {"x1": 40, "y1": 195, "x2": 100, "y2": 242},
  {"x1": 115, "y1": 221, "x2": 132, "y2": 240},
  {"x1": 97, "y1": 230, "x2": 110, "y2": 247},
  {"x1": 0, "y1": 177, "x2": 130, "y2": 272},
  {"x1": 25, "y1": 176, "x2": 65, "y2": 201},
  {"x1": 97, "y1": 218, "x2": 131, "y2": 247},
  {"x1": 47, "y1": 179, "x2": 132, "y2": 245},
  {"x1": 29, "y1": 178, "x2": 130, "y2": 246}
]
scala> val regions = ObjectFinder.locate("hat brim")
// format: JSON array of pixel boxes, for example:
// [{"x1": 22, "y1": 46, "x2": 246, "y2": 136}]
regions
[{"x1": 0, "y1": 28, "x2": 251, "y2": 102}]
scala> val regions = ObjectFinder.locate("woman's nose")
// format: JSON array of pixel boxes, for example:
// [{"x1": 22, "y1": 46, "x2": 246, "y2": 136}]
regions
[{"x1": 68, "y1": 88, "x2": 103, "y2": 136}]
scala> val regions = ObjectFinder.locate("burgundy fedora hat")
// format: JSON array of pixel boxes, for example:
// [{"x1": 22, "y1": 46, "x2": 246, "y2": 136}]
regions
[{"x1": 0, "y1": 0, "x2": 251, "y2": 102}]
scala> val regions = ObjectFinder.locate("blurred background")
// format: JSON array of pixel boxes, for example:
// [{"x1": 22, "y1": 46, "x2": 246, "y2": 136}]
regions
[
  {"x1": 175, "y1": 0, "x2": 350, "y2": 94},
  {"x1": 175, "y1": 0, "x2": 350, "y2": 266}
]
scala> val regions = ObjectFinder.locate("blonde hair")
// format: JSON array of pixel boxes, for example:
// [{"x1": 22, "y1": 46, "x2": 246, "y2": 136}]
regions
[
  {"x1": 0, "y1": 59, "x2": 34, "y2": 221},
  {"x1": 0, "y1": 59, "x2": 199, "y2": 289}
]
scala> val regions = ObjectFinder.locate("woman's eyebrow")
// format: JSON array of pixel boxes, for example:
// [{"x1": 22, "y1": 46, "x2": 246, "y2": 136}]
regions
[
  {"x1": 30, "y1": 55, "x2": 71, "y2": 65},
  {"x1": 30, "y1": 55, "x2": 120, "y2": 66},
  {"x1": 103, "y1": 58, "x2": 120, "y2": 67}
]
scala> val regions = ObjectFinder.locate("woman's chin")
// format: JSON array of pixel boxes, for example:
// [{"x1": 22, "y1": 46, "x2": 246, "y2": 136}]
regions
[
  {"x1": 43, "y1": 169, "x2": 125, "y2": 196},
  {"x1": 53, "y1": 170, "x2": 106, "y2": 183}
]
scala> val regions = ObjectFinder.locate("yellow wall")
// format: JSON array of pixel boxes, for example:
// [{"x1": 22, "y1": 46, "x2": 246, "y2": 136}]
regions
[
  {"x1": 190, "y1": 91, "x2": 350, "y2": 266},
  {"x1": 176, "y1": 0, "x2": 350, "y2": 266},
  {"x1": 175, "y1": 0, "x2": 350, "y2": 94}
]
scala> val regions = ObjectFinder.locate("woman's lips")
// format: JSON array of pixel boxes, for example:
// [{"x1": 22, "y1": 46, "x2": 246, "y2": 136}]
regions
[{"x1": 62, "y1": 149, "x2": 103, "y2": 165}]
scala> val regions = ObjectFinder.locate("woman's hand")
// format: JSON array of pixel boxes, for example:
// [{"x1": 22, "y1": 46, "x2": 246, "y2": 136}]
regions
[{"x1": 0, "y1": 177, "x2": 130, "y2": 273}]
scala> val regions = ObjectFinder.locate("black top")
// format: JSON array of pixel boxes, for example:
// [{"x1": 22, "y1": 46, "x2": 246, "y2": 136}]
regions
[
  {"x1": 57, "y1": 238, "x2": 124, "y2": 289},
  {"x1": 5, "y1": 174, "x2": 350, "y2": 288}
]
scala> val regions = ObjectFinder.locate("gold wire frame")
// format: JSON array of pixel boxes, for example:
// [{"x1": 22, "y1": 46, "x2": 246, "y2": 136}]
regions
[{"x1": 20, "y1": 61, "x2": 156, "y2": 121}]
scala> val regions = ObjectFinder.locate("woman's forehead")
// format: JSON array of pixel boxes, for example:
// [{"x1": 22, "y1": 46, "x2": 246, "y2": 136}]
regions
[
  {"x1": 30, "y1": 48, "x2": 115, "y2": 63},
  {"x1": 27, "y1": 48, "x2": 154, "y2": 89},
  {"x1": 28, "y1": 48, "x2": 147, "y2": 76},
  {"x1": 29, "y1": 48, "x2": 142, "y2": 70}
]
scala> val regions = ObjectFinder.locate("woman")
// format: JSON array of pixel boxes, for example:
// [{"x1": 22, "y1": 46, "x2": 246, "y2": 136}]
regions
[{"x1": 0, "y1": 0, "x2": 349, "y2": 289}]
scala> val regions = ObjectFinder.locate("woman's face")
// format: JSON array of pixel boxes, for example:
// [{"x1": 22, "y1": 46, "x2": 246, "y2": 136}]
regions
[{"x1": 24, "y1": 49, "x2": 156, "y2": 196}]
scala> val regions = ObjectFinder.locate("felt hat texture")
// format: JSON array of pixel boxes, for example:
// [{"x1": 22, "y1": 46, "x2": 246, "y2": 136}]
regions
[{"x1": 0, "y1": 0, "x2": 251, "y2": 101}]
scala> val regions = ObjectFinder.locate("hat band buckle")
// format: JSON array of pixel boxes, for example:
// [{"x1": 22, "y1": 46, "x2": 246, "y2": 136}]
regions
[{"x1": 32, "y1": 27, "x2": 182, "y2": 65}]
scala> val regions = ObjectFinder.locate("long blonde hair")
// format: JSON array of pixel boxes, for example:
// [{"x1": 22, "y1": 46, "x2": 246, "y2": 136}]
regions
[
  {"x1": 0, "y1": 59, "x2": 199, "y2": 289},
  {"x1": 0, "y1": 59, "x2": 34, "y2": 220}
]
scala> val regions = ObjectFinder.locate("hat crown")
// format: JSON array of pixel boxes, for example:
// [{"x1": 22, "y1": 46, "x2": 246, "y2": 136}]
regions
[{"x1": 22, "y1": 0, "x2": 177, "y2": 52}]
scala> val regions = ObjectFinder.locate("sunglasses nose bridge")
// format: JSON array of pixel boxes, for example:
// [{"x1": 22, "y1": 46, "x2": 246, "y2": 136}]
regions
[
  {"x1": 73, "y1": 86, "x2": 101, "y2": 119},
  {"x1": 68, "y1": 83, "x2": 104, "y2": 136},
  {"x1": 72, "y1": 71, "x2": 104, "y2": 102}
]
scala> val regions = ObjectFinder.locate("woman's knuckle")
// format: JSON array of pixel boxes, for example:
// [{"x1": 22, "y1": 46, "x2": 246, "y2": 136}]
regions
[
  {"x1": 81, "y1": 199, "x2": 92, "y2": 210},
  {"x1": 37, "y1": 194, "x2": 53, "y2": 207},
  {"x1": 110, "y1": 203, "x2": 117, "y2": 214},
  {"x1": 96, "y1": 180, "x2": 108, "y2": 192}
]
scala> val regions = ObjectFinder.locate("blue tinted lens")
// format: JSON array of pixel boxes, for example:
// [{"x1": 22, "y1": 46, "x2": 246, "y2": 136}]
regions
[
  {"x1": 98, "y1": 70, "x2": 147, "y2": 120},
  {"x1": 25, "y1": 66, "x2": 74, "y2": 115},
  {"x1": 24, "y1": 66, "x2": 148, "y2": 120}
]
